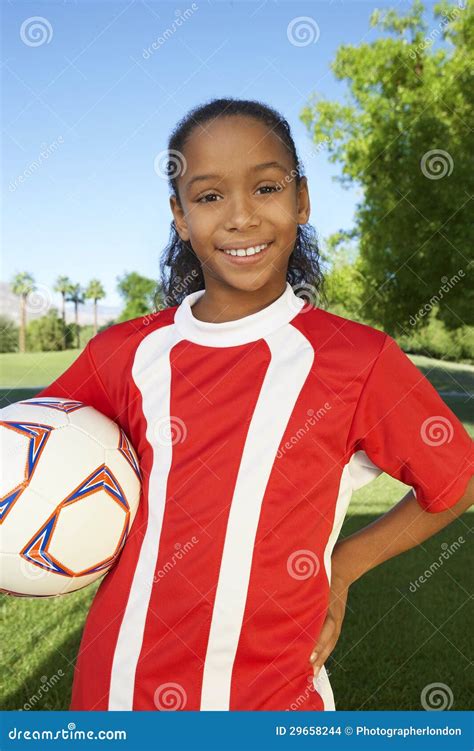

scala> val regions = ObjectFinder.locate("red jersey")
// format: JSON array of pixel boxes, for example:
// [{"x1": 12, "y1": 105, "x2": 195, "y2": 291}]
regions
[{"x1": 37, "y1": 282, "x2": 474, "y2": 711}]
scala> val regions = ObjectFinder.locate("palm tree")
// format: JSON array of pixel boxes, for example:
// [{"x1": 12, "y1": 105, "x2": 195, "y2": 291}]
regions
[
  {"x1": 11, "y1": 272, "x2": 35, "y2": 353},
  {"x1": 84, "y1": 279, "x2": 106, "y2": 336},
  {"x1": 53, "y1": 275, "x2": 72, "y2": 349},
  {"x1": 66, "y1": 283, "x2": 85, "y2": 349}
]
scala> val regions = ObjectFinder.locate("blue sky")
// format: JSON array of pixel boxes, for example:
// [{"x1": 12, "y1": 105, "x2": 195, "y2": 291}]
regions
[{"x1": 3, "y1": 0, "x2": 437, "y2": 308}]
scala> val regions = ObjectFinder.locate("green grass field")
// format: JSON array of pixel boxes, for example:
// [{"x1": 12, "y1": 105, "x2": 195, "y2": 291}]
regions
[
  {"x1": 0, "y1": 350, "x2": 81, "y2": 389},
  {"x1": 0, "y1": 350, "x2": 472, "y2": 711}
]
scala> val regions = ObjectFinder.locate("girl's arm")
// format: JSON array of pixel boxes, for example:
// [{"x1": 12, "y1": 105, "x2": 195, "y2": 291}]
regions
[
  {"x1": 332, "y1": 473, "x2": 474, "y2": 586},
  {"x1": 309, "y1": 474, "x2": 474, "y2": 676}
]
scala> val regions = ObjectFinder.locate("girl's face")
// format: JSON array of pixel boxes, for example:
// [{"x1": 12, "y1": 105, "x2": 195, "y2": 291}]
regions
[{"x1": 170, "y1": 115, "x2": 310, "y2": 294}]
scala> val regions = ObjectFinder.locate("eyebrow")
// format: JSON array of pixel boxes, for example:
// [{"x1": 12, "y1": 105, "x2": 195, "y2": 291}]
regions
[{"x1": 185, "y1": 161, "x2": 288, "y2": 192}]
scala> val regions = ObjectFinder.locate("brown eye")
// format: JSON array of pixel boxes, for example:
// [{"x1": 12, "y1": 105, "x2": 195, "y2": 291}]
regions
[
  {"x1": 197, "y1": 193, "x2": 220, "y2": 203},
  {"x1": 197, "y1": 185, "x2": 280, "y2": 204}
]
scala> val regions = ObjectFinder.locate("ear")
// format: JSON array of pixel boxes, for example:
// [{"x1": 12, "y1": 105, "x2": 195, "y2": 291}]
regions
[
  {"x1": 296, "y1": 176, "x2": 311, "y2": 224},
  {"x1": 169, "y1": 195, "x2": 190, "y2": 242}
]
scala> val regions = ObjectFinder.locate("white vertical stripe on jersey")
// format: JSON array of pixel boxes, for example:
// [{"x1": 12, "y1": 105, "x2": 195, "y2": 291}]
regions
[
  {"x1": 313, "y1": 665, "x2": 335, "y2": 710},
  {"x1": 108, "y1": 325, "x2": 179, "y2": 710},
  {"x1": 200, "y1": 324, "x2": 315, "y2": 710},
  {"x1": 314, "y1": 450, "x2": 383, "y2": 710}
]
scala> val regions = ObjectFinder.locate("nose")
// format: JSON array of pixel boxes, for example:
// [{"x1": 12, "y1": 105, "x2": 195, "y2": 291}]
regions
[{"x1": 223, "y1": 192, "x2": 260, "y2": 231}]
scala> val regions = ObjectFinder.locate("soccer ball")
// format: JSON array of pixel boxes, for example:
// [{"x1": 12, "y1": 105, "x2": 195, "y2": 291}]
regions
[{"x1": 0, "y1": 397, "x2": 141, "y2": 597}]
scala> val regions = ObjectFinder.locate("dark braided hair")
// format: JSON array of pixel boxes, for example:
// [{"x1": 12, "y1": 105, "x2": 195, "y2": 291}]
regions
[{"x1": 158, "y1": 97, "x2": 325, "y2": 308}]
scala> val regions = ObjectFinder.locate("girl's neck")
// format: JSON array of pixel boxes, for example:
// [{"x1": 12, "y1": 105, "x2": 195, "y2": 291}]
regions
[{"x1": 190, "y1": 280, "x2": 287, "y2": 324}]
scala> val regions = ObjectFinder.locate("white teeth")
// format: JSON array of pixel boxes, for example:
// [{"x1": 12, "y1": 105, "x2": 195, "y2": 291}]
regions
[{"x1": 222, "y1": 243, "x2": 268, "y2": 257}]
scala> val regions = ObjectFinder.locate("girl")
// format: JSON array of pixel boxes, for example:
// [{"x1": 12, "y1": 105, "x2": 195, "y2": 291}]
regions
[{"x1": 37, "y1": 98, "x2": 473, "y2": 711}]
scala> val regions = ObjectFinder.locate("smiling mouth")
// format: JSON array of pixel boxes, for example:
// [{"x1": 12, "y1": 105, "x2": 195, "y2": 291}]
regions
[{"x1": 217, "y1": 242, "x2": 272, "y2": 258}]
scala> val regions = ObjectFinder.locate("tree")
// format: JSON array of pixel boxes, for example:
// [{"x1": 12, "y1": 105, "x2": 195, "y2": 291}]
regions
[
  {"x1": 53, "y1": 275, "x2": 73, "y2": 349},
  {"x1": 300, "y1": 0, "x2": 473, "y2": 334},
  {"x1": 66, "y1": 283, "x2": 85, "y2": 348},
  {"x1": 320, "y1": 233, "x2": 366, "y2": 321},
  {"x1": 11, "y1": 272, "x2": 35, "y2": 353},
  {"x1": 27, "y1": 308, "x2": 69, "y2": 352},
  {"x1": 84, "y1": 279, "x2": 106, "y2": 337},
  {"x1": 0, "y1": 315, "x2": 18, "y2": 353},
  {"x1": 117, "y1": 272, "x2": 158, "y2": 322}
]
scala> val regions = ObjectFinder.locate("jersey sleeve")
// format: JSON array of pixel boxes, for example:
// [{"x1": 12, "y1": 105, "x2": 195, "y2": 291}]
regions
[
  {"x1": 347, "y1": 333, "x2": 474, "y2": 513},
  {"x1": 34, "y1": 337, "x2": 117, "y2": 421}
]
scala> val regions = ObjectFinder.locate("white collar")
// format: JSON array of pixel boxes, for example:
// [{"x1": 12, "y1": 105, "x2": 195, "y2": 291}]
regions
[{"x1": 173, "y1": 282, "x2": 306, "y2": 347}]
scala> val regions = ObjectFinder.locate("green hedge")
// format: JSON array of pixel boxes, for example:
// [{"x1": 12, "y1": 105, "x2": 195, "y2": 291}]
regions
[
  {"x1": 325, "y1": 304, "x2": 474, "y2": 364},
  {"x1": 397, "y1": 318, "x2": 474, "y2": 364}
]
